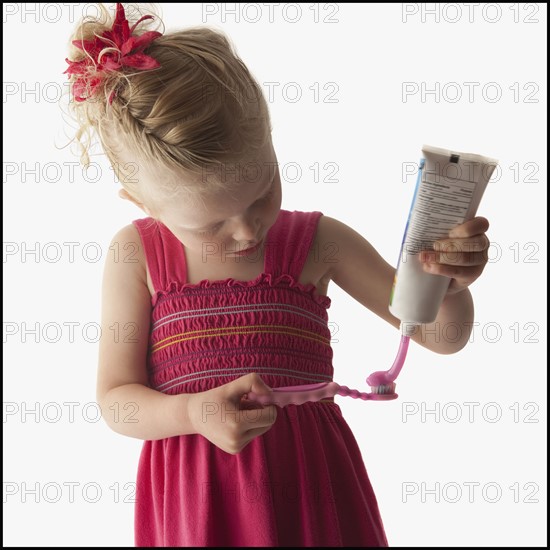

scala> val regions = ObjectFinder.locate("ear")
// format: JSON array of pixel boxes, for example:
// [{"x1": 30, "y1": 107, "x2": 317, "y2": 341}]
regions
[{"x1": 118, "y1": 189, "x2": 153, "y2": 216}]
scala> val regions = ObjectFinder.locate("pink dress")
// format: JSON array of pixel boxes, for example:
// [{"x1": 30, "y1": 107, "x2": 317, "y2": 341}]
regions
[{"x1": 133, "y1": 209, "x2": 388, "y2": 547}]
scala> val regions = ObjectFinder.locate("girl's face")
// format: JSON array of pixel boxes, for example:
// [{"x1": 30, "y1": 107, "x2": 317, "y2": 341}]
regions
[{"x1": 149, "y1": 141, "x2": 282, "y2": 263}]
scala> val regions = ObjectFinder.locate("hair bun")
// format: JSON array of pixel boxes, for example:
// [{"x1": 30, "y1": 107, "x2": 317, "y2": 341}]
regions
[{"x1": 64, "y1": 3, "x2": 163, "y2": 104}]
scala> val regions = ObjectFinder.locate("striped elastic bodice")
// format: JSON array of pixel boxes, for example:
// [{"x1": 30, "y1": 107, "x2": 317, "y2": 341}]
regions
[{"x1": 133, "y1": 210, "x2": 334, "y2": 397}]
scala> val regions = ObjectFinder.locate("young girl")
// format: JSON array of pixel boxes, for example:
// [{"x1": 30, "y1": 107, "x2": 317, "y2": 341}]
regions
[{"x1": 65, "y1": 4, "x2": 491, "y2": 546}]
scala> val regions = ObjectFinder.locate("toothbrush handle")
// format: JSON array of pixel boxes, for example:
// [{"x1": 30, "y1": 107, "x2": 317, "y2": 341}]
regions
[{"x1": 246, "y1": 382, "x2": 340, "y2": 407}]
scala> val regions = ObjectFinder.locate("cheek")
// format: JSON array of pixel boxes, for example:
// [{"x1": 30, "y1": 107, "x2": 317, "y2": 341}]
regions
[
  {"x1": 197, "y1": 231, "x2": 237, "y2": 253},
  {"x1": 267, "y1": 186, "x2": 282, "y2": 219},
  {"x1": 191, "y1": 234, "x2": 223, "y2": 248},
  {"x1": 173, "y1": 228, "x2": 221, "y2": 251}
]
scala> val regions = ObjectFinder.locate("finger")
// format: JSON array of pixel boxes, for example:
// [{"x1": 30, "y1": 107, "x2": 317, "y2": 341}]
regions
[
  {"x1": 421, "y1": 250, "x2": 488, "y2": 267},
  {"x1": 228, "y1": 372, "x2": 272, "y2": 407},
  {"x1": 422, "y1": 261, "x2": 486, "y2": 281},
  {"x1": 433, "y1": 234, "x2": 490, "y2": 254},
  {"x1": 239, "y1": 396, "x2": 265, "y2": 411},
  {"x1": 239, "y1": 404, "x2": 277, "y2": 430},
  {"x1": 449, "y1": 216, "x2": 490, "y2": 238}
]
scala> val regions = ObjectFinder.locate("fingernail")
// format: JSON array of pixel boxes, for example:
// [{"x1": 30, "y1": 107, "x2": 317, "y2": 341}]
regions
[{"x1": 421, "y1": 252, "x2": 436, "y2": 262}]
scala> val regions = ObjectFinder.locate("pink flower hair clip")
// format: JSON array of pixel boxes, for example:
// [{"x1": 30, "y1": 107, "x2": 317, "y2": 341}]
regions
[{"x1": 64, "y1": 3, "x2": 162, "y2": 104}]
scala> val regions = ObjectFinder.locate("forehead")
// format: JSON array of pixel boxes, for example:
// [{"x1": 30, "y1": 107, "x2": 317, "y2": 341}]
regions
[{"x1": 152, "y1": 143, "x2": 277, "y2": 226}]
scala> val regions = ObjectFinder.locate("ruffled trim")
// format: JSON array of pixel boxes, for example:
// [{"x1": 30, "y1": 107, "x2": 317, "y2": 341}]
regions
[{"x1": 152, "y1": 271, "x2": 331, "y2": 309}]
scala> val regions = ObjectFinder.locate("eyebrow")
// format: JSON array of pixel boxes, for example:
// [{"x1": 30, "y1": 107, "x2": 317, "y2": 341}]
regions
[{"x1": 183, "y1": 173, "x2": 275, "y2": 230}]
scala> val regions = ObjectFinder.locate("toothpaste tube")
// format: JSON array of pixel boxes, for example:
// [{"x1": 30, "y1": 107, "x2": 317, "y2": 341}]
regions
[{"x1": 389, "y1": 144, "x2": 498, "y2": 325}]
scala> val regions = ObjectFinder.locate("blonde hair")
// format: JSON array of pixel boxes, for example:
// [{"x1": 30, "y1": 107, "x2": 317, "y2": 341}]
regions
[{"x1": 64, "y1": 3, "x2": 272, "y2": 209}]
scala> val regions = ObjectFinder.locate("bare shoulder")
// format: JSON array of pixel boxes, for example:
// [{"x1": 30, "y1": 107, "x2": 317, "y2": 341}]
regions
[
  {"x1": 106, "y1": 222, "x2": 147, "y2": 280},
  {"x1": 314, "y1": 214, "x2": 400, "y2": 329},
  {"x1": 308, "y1": 214, "x2": 345, "y2": 288},
  {"x1": 104, "y1": 222, "x2": 155, "y2": 294},
  {"x1": 314, "y1": 214, "x2": 370, "y2": 281}
]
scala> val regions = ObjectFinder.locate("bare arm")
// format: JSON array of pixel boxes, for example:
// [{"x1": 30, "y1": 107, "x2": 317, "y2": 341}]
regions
[
  {"x1": 319, "y1": 215, "x2": 478, "y2": 354},
  {"x1": 96, "y1": 223, "x2": 196, "y2": 440}
]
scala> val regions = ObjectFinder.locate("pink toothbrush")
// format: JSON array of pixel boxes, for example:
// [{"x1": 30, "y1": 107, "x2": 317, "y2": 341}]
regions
[
  {"x1": 246, "y1": 323, "x2": 415, "y2": 407},
  {"x1": 246, "y1": 381, "x2": 397, "y2": 407}
]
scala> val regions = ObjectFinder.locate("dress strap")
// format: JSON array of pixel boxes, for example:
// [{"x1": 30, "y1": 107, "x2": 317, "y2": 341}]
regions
[
  {"x1": 265, "y1": 210, "x2": 323, "y2": 280},
  {"x1": 132, "y1": 217, "x2": 188, "y2": 294}
]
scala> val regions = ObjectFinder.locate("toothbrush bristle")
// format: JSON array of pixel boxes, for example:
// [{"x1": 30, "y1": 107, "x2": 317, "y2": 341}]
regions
[{"x1": 370, "y1": 382, "x2": 396, "y2": 395}]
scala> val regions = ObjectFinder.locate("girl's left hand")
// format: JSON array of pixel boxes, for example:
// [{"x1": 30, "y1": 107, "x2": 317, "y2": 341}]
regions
[{"x1": 419, "y1": 216, "x2": 490, "y2": 296}]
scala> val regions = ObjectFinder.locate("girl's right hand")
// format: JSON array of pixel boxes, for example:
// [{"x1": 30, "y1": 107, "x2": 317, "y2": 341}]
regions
[{"x1": 187, "y1": 373, "x2": 278, "y2": 455}]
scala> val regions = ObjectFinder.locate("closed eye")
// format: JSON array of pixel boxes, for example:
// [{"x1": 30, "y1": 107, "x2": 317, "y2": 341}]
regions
[
  {"x1": 197, "y1": 222, "x2": 223, "y2": 237},
  {"x1": 195, "y1": 176, "x2": 276, "y2": 236}
]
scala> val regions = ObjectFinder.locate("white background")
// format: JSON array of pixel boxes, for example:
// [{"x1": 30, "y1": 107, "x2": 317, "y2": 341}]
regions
[{"x1": 3, "y1": 2, "x2": 547, "y2": 547}]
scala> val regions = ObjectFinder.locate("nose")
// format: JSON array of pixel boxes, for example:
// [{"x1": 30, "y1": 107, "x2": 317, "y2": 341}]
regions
[{"x1": 231, "y1": 214, "x2": 261, "y2": 243}]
